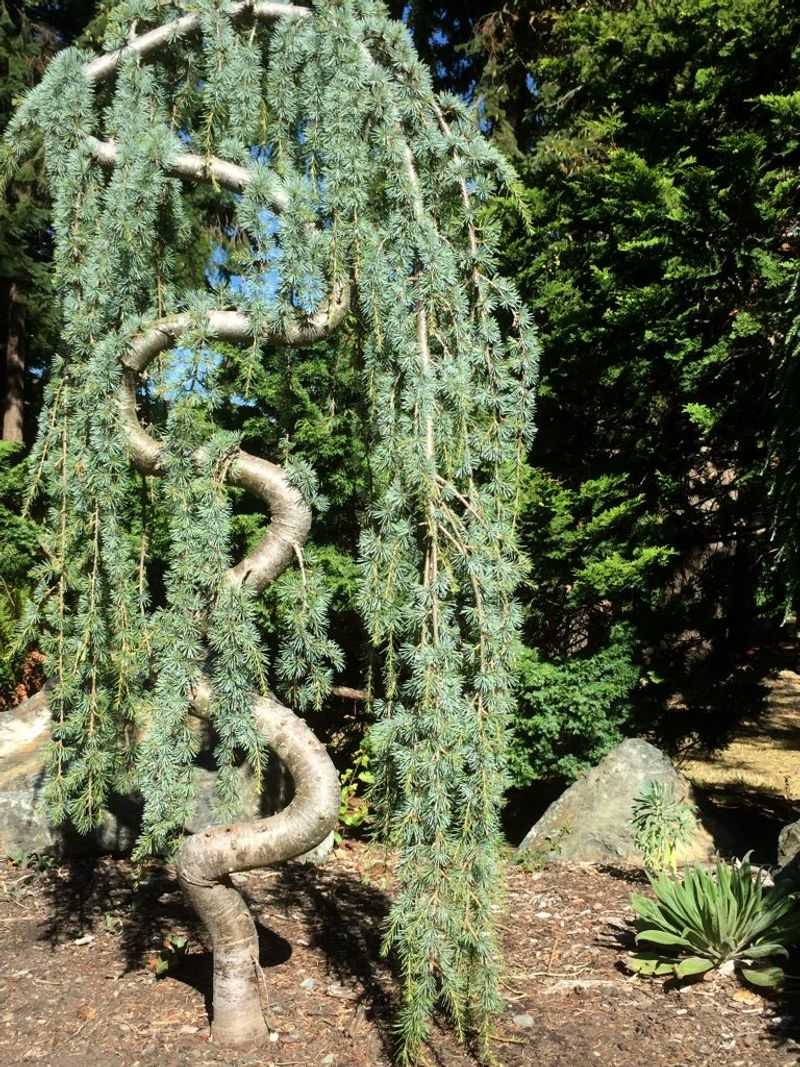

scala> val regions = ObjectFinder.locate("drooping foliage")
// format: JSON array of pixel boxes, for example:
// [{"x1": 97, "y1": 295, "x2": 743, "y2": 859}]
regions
[
  {"x1": 0, "y1": 441, "x2": 41, "y2": 700},
  {"x1": 0, "y1": 1, "x2": 60, "y2": 361},
  {"x1": 3, "y1": 0, "x2": 536, "y2": 1058},
  {"x1": 0, "y1": 0, "x2": 103, "y2": 707},
  {"x1": 0, "y1": 1, "x2": 116, "y2": 434}
]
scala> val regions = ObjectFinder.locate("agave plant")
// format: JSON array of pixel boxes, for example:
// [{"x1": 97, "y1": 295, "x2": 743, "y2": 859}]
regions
[{"x1": 630, "y1": 857, "x2": 800, "y2": 987}]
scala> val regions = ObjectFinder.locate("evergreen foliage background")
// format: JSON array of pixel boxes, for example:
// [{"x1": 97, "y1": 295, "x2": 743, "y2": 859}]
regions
[
  {"x1": 399, "y1": 0, "x2": 800, "y2": 765},
  {"x1": 0, "y1": 1, "x2": 106, "y2": 700}
]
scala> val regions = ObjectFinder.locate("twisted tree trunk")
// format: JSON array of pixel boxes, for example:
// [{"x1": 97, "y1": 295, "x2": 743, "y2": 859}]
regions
[
  {"x1": 44, "y1": 7, "x2": 352, "y2": 1045},
  {"x1": 179, "y1": 688, "x2": 339, "y2": 1045},
  {"x1": 90, "y1": 7, "x2": 350, "y2": 1025},
  {"x1": 117, "y1": 292, "x2": 347, "y2": 1045}
]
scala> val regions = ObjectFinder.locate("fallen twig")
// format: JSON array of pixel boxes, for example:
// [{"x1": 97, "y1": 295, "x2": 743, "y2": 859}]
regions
[{"x1": 491, "y1": 1034, "x2": 527, "y2": 1046}]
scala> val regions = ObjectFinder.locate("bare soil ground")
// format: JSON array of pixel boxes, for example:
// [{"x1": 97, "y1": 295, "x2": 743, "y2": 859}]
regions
[{"x1": 1, "y1": 841, "x2": 798, "y2": 1067}]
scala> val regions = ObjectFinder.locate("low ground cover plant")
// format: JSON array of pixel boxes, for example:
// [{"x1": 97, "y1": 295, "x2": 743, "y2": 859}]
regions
[{"x1": 630, "y1": 857, "x2": 800, "y2": 987}]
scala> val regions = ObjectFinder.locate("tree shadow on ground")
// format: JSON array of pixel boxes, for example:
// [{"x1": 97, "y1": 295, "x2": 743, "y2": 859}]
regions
[
  {"x1": 166, "y1": 921, "x2": 292, "y2": 1023},
  {"x1": 692, "y1": 782, "x2": 798, "y2": 865},
  {"x1": 265, "y1": 861, "x2": 396, "y2": 1049},
  {"x1": 37, "y1": 853, "x2": 204, "y2": 965},
  {"x1": 768, "y1": 969, "x2": 800, "y2": 1060},
  {"x1": 35, "y1": 850, "x2": 400, "y2": 1057},
  {"x1": 36, "y1": 852, "x2": 167, "y2": 952},
  {"x1": 594, "y1": 864, "x2": 649, "y2": 886},
  {"x1": 641, "y1": 646, "x2": 770, "y2": 759},
  {"x1": 38, "y1": 852, "x2": 105, "y2": 946},
  {"x1": 35, "y1": 852, "x2": 295, "y2": 957}
]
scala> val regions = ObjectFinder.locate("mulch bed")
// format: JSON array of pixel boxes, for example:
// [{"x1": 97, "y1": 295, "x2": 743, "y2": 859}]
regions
[{"x1": 0, "y1": 841, "x2": 798, "y2": 1066}]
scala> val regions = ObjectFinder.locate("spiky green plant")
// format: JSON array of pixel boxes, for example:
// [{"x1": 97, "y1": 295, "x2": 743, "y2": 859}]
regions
[
  {"x1": 631, "y1": 780, "x2": 697, "y2": 873},
  {"x1": 630, "y1": 857, "x2": 800, "y2": 987}
]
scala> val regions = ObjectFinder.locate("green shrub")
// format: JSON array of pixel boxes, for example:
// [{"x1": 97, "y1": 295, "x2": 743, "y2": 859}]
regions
[
  {"x1": 631, "y1": 781, "x2": 698, "y2": 873},
  {"x1": 509, "y1": 624, "x2": 639, "y2": 786},
  {"x1": 0, "y1": 442, "x2": 40, "y2": 702},
  {"x1": 338, "y1": 741, "x2": 373, "y2": 838},
  {"x1": 630, "y1": 858, "x2": 800, "y2": 987}
]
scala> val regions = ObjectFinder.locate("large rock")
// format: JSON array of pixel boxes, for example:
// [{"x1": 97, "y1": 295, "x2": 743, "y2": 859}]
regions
[
  {"x1": 0, "y1": 690, "x2": 333, "y2": 863},
  {"x1": 778, "y1": 819, "x2": 800, "y2": 870},
  {"x1": 774, "y1": 821, "x2": 800, "y2": 892},
  {"x1": 0, "y1": 691, "x2": 66, "y2": 856},
  {"x1": 517, "y1": 738, "x2": 715, "y2": 865}
]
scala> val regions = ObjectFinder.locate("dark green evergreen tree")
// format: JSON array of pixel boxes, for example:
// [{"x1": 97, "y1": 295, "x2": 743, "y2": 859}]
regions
[
  {"x1": 0, "y1": 1, "x2": 110, "y2": 702},
  {"x1": 410, "y1": 0, "x2": 800, "y2": 766}
]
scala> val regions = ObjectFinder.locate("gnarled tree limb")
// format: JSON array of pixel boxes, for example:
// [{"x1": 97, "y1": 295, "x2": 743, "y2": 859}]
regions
[
  {"x1": 83, "y1": 1, "x2": 310, "y2": 84},
  {"x1": 108, "y1": 259, "x2": 349, "y2": 1047},
  {"x1": 86, "y1": 135, "x2": 279, "y2": 201}
]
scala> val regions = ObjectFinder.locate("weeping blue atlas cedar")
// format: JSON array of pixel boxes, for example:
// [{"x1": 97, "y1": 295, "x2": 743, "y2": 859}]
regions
[{"x1": 2, "y1": 0, "x2": 538, "y2": 1059}]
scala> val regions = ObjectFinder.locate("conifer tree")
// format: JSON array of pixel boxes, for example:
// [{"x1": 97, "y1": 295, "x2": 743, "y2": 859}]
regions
[{"x1": 3, "y1": 0, "x2": 536, "y2": 1058}]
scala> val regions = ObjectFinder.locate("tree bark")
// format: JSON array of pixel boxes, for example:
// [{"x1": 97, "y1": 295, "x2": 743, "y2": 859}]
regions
[
  {"x1": 1, "y1": 280, "x2": 25, "y2": 443},
  {"x1": 117, "y1": 300, "x2": 347, "y2": 1046},
  {"x1": 76, "y1": 16, "x2": 349, "y2": 1045},
  {"x1": 179, "y1": 688, "x2": 339, "y2": 1046}
]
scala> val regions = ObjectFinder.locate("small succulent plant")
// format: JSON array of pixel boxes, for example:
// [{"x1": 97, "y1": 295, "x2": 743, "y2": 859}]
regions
[{"x1": 630, "y1": 857, "x2": 800, "y2": 988}]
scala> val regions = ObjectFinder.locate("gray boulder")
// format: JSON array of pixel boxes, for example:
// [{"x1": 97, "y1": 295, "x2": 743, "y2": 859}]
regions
[
  {"x1": 777, "y1": 819, "x2": 800, "y2": 870},
  {"x1": 0, "y1": 690, "x2": 332, "y2": 863},
  {"x1": 518, "y1": 737, "x2": 715, "y2": 865}
]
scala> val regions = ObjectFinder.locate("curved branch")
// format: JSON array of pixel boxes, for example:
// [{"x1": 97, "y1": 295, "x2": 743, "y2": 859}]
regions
[
  {"x1": 177, "y1": 686, "x2": 339, "y2": 1045},
  {"x1": 84, "y1": 1, "x2": 310, "y2": 85},
  {"x1": 86, "y1": 135, "x2": 289, "y2": 203},
  {"x1": 223, "y1": 452, "x2": 312, "y2": 592},
  {"x1": 120, "y1": 358, "x2": 312, "y2": 591},
  {"x1": 331, "y1": 685, "x2": 367, "y2": 701},
  {"x1": 122, "y1": 290, "x2": 349, "y2": 374},
  {"x1": 118, "y1": 288, "x2": 348, "y2": 590},
  {"x1": 180, "y1": 692, "x2": 339, "y2": 880},
  {"x1": 111, "y1": 283, "x2": 348, "y2": 1043}
]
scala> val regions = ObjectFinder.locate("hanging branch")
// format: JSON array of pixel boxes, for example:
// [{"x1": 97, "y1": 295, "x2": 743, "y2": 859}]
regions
[{"x1": 4, "y1": 0, "x2": 537, "y2": 1060}]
